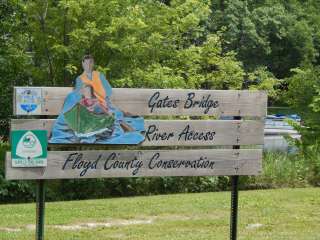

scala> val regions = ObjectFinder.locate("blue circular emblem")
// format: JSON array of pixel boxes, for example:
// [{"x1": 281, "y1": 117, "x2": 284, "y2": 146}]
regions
[{"x1": 19, "y1": 89, "x2": 41, "y2": 113}]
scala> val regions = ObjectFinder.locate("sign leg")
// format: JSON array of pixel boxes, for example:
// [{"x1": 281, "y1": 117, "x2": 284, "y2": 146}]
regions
[
  {"x1": 36, "y1": 180, "x2": 45, "y2": 240},
  {"x1": 230, "y1": 175, "x2": 239, "y2": 240}
]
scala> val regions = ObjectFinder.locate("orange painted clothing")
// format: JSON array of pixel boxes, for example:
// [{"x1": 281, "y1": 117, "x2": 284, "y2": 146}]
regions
[{"x1": 80, "y1": 71, "x2": 107, "y2": 106}]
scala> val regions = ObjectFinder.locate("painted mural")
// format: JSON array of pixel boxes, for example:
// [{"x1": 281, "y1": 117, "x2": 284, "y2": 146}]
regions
[{"x1": 49, "y1": 55, "x2": 145, "y2": 144}]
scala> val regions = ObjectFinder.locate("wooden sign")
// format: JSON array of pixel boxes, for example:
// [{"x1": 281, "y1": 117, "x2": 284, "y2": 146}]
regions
[
  {"x1": 14, "y1": 87, "x2": 267, "y2": 117},
  {"x1": 11, "y1": 119, "x2": 264, "y2": 146},
  {"x1": 8, "y1": 86, "x2": 267, "y2": 179},
  {"x1": 5, "y1": 149, "x2": 262, "y2": 180}
]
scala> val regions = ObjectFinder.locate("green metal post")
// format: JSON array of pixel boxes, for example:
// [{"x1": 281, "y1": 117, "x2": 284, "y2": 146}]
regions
[
  {"x1": 230, "y1": 175, "x2": 239, "y2": 240},
  {"x1": 36, "y1": 180, "x2": 45, "y2": 240},
  {"x1": 230, "y1": 115, "x2": 241, "y2": 240}
]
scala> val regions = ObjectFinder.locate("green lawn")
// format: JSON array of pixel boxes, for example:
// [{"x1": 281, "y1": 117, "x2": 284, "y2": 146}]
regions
[{"x1": 0, "y1": 188, "x2": 319, "y2": 240}]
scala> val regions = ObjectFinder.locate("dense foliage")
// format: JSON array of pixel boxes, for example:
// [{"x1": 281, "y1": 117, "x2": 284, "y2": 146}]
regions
[
  {"x1": 2, "y1": 0, "x2": 320, "y2": 134},
  {"x1": 0, "y1": 0, "x2": 280, "y2": 127}
]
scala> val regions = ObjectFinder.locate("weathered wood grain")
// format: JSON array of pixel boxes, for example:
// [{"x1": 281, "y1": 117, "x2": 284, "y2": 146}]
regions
[
  {"x1": 11, "y1": 119, "x2": 264, "y2": 146},
  {"x1": 5, "y1": 149, "x2": 262, "y2": 180},
  {"x1": 14, "y1": 87, "x2": 267, "y2": 117}
]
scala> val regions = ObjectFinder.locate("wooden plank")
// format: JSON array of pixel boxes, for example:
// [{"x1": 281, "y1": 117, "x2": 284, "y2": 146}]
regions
[
  {"x1": 11, "y1": 119, "x2": 264, "y2": 146},
  {"x1": 5, "y1": 149, "x2": 262, "y2": 180},
  {"x1": 14, "y1": 87, "x2": 267, "y2": 117}
]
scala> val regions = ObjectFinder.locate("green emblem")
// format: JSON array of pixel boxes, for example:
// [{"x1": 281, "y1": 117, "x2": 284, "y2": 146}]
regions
[{"x1": 11, "y1": 130, "x2": 47, "y2": 167}]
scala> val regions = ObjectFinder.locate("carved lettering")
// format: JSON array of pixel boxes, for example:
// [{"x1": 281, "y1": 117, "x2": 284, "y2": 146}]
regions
[{"x1": 147, "y1": 91, "x2": 219, "y2": 114}]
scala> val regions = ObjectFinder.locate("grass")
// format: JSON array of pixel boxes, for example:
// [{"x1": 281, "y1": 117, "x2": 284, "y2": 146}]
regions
[{"x1": 0, "y1": 188, "x2": 319, "y2": 239}]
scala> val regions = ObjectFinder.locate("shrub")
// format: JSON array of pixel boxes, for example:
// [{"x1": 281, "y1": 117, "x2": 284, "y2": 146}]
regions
[{"x1": 0, "y1": 142, "x2": 35, "y2": 203}]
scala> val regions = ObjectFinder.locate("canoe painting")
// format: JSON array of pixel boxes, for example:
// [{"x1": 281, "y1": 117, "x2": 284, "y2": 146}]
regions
[
  {"x1": 49, "y1": 63, "x2": 145, "y2": 145},
  {"x1": 64, "y1": 103, "x2": 115, "y2": 136}
]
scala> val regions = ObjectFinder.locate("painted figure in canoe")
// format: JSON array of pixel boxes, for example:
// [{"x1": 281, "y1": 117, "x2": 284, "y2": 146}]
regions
[{"x1": 49, "y1": 55, "x2": 145, "y2": 144}]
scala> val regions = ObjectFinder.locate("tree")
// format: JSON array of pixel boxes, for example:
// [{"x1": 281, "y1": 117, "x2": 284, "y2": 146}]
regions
[
  {"x1": 0, "y1": 1, "x2": 30, "y2": 135},
  {"x1": 207, "y1": 0, "x2": 319, "y2": 78}
]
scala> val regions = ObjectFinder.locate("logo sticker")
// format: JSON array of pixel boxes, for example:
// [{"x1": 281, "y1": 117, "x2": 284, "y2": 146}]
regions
[
  {"x1": 16, "y1": 88, "x2": 42, "y2": 114},
  {"x1": 11, "y1": 130, "x2": 47, "y2": 167}
]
